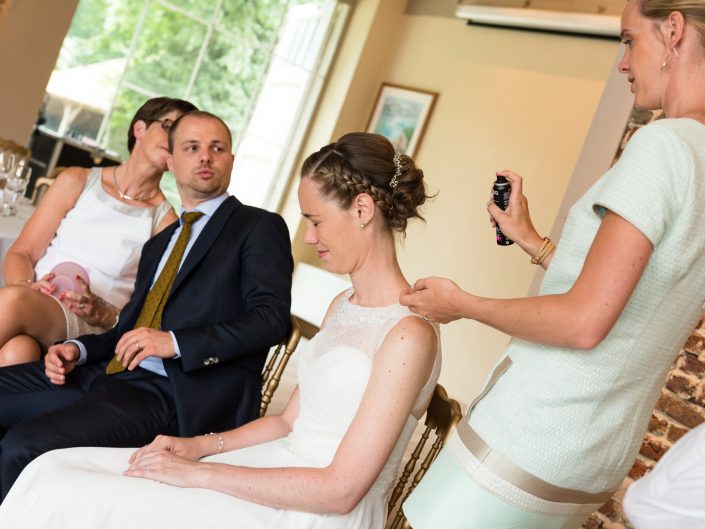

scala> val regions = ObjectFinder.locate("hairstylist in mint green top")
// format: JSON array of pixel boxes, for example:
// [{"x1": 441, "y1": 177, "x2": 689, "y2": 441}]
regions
[{"x1": 400, "y1": 1, "x2": 705, "y2": 527}]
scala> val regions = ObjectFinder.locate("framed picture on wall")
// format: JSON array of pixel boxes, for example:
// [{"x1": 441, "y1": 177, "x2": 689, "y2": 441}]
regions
[{"x1": 366, "y1": 83, "x2": 437, "y2": 157}]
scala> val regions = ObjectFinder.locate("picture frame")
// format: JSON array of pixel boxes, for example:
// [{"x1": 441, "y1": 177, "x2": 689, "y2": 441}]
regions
[{"x1": 366, "y1": 83, "x2": 437, "y2": 157}]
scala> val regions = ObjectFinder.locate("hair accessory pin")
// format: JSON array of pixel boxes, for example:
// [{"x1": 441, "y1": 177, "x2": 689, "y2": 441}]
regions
[{"x1": 390, "y1": 153, "x2": 402, "y2": 189}]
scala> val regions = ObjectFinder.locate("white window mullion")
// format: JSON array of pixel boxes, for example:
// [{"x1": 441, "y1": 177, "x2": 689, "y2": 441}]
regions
[
  {"x1": 184, "y1": 0, "x2": 222, "y2": 99},
  {"x1": 96, "y1": 0, "x2": 152, "y2": 148}
]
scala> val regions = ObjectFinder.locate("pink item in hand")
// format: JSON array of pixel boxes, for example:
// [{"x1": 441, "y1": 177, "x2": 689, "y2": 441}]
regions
[{"x1": 49, "y1": 262, "x2": 90, "y2": 298}]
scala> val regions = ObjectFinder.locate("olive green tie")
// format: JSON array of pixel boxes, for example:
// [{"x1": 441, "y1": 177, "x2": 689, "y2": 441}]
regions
[{"x1": 106, "y1": 211, "x2": 205, "y2": 375}]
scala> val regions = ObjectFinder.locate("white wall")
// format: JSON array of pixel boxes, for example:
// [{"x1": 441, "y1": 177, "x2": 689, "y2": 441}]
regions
[{"x1": 0, "y1": 0, "x2": 78, "y2": 144}]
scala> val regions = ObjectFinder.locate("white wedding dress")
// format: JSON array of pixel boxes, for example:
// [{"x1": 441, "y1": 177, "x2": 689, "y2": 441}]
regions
[{"x1": 0, "y1": 290, "x2": 441, "y2": 529}]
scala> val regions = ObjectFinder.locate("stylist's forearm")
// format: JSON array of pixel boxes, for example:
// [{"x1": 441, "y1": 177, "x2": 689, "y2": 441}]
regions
[{"x1": 460, "y1": 292, "x2": 602, "y2": 350}]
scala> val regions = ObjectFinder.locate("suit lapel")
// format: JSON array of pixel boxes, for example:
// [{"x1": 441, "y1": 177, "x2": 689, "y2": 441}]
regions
[{"x1": 169, "y1": 196, "x2": 240, "y2": 294}]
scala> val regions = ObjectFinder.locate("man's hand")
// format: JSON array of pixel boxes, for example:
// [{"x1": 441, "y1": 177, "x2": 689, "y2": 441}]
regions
[
  {"x1": 44, "y1": 343, "x2": 80, "y2": 385},
  {"x1": 114, "y1": 328, "x2": 176, "y2": 371}
]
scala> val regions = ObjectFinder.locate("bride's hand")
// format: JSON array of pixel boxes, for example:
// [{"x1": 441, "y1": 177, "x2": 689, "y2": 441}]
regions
[
  {"x1": 124, "y1": 450, "x2": 209, "y2": 488},
  {"x1": 128, "y1": 434, "x2": 210, "y2": 464}
]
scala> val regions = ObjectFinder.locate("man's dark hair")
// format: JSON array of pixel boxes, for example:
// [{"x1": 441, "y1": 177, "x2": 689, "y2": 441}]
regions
[
  {"x1": 127, "y1": 97, "x2": 198, "y2": 153},
  {"x1": 167, "y1": 110, "x2": 233, "y2": 153}
]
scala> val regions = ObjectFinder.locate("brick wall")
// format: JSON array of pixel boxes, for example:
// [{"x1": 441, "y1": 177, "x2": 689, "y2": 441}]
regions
[{"x1": 581, "y1": 318, "x2": 705, "y2": 529}]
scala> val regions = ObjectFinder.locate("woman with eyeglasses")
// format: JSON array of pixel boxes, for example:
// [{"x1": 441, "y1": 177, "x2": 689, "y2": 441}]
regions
[{"x1": 0, "y1": 97, "x2": 196, "y2": 367}]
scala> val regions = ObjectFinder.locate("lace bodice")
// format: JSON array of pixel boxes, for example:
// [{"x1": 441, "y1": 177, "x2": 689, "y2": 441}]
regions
[{"x1": 285, "y1": 289, "x2": 441, "y2": 492}]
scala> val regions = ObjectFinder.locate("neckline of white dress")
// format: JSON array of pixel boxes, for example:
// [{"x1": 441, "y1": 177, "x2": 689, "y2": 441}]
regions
[{"x1": 342, "y1": 287, "x2": 406, "y2": 311}]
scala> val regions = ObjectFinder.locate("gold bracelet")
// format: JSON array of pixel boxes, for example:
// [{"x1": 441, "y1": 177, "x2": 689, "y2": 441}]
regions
[
  {"x1": 530, "y1": 237, "x2": 556, "y2": 265},
  {"x1": 534, "y1": 239, "x2": 555, "y2": 265},
  {"x1": 206, "y1": 432, "x2": 224, "y2": 454}
]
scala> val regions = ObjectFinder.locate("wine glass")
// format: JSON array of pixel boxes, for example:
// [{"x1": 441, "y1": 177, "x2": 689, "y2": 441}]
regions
[
  {"x1": 1, "y1": 163, "x2": 31, "y2": 217},
  {"x1": 0, "y1": 150, "x2": 16, "y2": 188}
]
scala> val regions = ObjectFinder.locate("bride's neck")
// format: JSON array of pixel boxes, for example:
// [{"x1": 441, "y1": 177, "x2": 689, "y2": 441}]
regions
[{"x1": 348, "y1": 253, "x2": 407, "y2": 308}]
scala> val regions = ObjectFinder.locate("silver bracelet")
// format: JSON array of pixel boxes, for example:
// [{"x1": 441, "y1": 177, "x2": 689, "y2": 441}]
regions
[{"x1": 206, "y1": 432, "x2": 224, "y2": 454}]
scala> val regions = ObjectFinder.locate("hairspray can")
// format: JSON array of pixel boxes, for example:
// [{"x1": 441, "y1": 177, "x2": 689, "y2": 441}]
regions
[{"x1": 492, "y1": 175, "x2": 514, "y2": 246}]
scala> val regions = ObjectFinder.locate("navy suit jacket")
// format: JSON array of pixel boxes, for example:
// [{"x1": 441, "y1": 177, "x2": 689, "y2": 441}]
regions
[{"x1": 79, "y1": 196, "x2": 293, "y2": 436}]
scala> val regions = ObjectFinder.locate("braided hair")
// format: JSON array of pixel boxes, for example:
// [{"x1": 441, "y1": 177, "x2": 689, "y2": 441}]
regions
[{"x1": 300, "y1": 133, "x2": 429, "y2": 234}]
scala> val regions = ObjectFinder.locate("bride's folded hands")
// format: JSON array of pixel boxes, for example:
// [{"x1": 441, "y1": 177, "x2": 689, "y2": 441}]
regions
[
  {"x1": 125, "y1": 449, "x2": 208, "y2": 489},
  {"x1": 128, "y1": 434, "x2": 210, "y2": 464}
]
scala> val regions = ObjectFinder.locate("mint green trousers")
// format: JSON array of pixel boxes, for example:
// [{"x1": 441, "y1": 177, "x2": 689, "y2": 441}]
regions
[{"x1": 403, "y1": 448, "x2": 589, "y2": 529}]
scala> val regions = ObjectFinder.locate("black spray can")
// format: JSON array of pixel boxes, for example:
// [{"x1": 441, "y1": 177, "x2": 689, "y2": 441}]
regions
[{"x1": 492, "y1": 175, "x2": 514, "y2": 246}]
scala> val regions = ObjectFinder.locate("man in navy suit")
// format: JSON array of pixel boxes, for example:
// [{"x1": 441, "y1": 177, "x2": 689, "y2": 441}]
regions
[{"x1": 0, "y1": 111, "x2": 293, "y2": 498}]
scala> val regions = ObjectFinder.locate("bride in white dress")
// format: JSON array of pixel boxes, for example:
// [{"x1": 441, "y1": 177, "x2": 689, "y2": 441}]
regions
[{"x1": 0, "y1": 132, "x2": 440, "y2": 529}]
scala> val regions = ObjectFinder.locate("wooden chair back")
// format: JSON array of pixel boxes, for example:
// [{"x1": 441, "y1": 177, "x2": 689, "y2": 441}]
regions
[
  {"x1": 260, "y1": 316, "x2": 302, "y2": 417},
  {"x1": 386, "y1": 383, "x2": 463, "y2": 529}
]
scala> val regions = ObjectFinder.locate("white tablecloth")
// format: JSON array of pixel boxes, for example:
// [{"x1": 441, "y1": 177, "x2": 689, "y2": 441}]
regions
[{"x1": 0, "y1": 201, "x2": 36, "y2": 286}]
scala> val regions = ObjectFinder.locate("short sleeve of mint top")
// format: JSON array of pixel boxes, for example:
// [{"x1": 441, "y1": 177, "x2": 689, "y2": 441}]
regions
[{"x1": 465, "y1": 118, "x2": 705, "y2": 498}]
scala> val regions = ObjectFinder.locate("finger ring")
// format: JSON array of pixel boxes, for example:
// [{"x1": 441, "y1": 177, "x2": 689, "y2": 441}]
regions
[
  {"x1": 135, "y1": 342, "x2": 141, "y2": 350},
  {"x1": 423, "y1": 316, "x2": 430, "y2": 321}
]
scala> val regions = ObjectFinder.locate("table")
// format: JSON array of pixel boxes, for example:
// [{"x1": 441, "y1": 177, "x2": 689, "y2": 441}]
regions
[{"x1": 0, "y1": 202, "x2": 36, "y2": 286}]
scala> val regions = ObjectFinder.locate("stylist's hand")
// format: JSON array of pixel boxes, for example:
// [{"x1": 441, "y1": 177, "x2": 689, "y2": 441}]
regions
[
  {"x1": 400, "y1": 277, "x2": 468, "y2": 324},
  {"x1": 488, "y1": 170, "x2": 543, "y2": 254}
]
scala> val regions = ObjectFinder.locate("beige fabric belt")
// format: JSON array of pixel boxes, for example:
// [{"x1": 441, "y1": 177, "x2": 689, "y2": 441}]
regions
[{"x1": 457, "y1": 356, "x2": 615, "y2": 506}]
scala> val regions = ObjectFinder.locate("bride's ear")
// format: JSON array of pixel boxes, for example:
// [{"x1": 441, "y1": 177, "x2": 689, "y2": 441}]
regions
[{"x1": 353, "y1": 193, "x2": 375, "y2": 226}]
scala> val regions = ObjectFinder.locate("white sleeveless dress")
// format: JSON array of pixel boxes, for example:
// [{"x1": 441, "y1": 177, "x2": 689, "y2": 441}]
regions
[
  {"x1": 34, "y1": 167, "x2": 172, "y2": 311},
  {"x1": 0, "y1": 290, "x2": 441, "y2": 529}
]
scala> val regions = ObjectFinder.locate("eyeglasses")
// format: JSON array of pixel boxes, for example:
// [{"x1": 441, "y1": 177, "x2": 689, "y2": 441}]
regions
[{"x1": 153, "y1": 118, "x2": 174, "y2": 132}]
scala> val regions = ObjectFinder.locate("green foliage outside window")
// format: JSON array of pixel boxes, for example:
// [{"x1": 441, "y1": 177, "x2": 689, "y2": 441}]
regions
[
  {"x1": 50, "y1": 0, "x2": 324, "y2": 206},
  {"x1": 54, "y1": 0, "x2": 296, "y2": 158}
]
